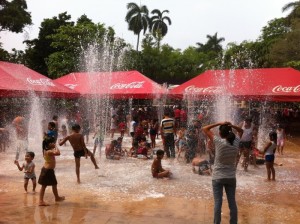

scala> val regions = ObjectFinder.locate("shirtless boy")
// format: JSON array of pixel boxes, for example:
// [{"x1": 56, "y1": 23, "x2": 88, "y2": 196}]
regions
[
  {"x1": 59, "y1": 124, "x2": 99, "y2": 183},
  {"x1": 151, "y1": 149, "x2": 172, "y2": 178}
]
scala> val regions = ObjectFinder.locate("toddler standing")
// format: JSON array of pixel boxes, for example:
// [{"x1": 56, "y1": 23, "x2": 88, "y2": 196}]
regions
[{"x1": 14, "y1": 151, "x2": 36, "y2": 193}]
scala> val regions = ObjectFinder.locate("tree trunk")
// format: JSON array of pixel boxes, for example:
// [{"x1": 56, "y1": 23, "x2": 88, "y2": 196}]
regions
[{"x1": 136, "y1": 33, "x2": 140, "y2": 51}]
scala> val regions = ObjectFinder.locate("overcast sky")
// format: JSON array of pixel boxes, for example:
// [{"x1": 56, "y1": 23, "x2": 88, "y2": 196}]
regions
[{"x1": 0, "y1": 0, "x2": 292, "y2": 52}]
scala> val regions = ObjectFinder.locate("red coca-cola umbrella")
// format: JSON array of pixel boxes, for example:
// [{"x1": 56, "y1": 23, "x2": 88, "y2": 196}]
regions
[
  {"x1": 55, "y1": 71, "x2": 167, "y2": 99},
  {"x1": 169, "y1": 68, "x2": 300, "y2": 102},
  {"x1": 0, "y1": 61, "x2": 79, "y2": 98}
]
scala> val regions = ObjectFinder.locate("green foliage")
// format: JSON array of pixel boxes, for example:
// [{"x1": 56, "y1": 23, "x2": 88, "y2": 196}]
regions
[
  {"x1": 0, "y1": 43, "x2": 9, "y2": 60},
  {"x1": 125, "y1": 2, "x2": 150, "y2": 51},
  {"x1": 196, "y1": 32, "x2": 225, "y2": 54},
  {"x1": 47, "y1": 20, "x2": 128, "y2": 78},
  {"x1": 0, "y1": 0, "x2": 31, "y2": 33},
  {"x1": 149, "y1": 9, "x2": 171, "y2": 49},
  {"x1": 24, "y1": 12, "x2": 73, "y2": 76},
  {"x1": 269, "y1": 19, "x2": 300, "y2": 67},
  {"x1": 15, "y1": 1, "x2": 300, "y2": 85},
  {"x1": 282, "y1": 1, "x2": 300, "y2": 25}
]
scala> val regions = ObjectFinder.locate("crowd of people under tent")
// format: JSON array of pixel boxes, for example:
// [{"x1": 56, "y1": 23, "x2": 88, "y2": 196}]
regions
[{"x1": 1, "y1": 102, "x2": 298, "y2": 166}]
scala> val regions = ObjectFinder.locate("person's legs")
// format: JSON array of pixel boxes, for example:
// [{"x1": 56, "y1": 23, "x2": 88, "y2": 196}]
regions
[
  {"x1": 24, "y1": 179, "x2": 29, "y2": 193},
  {"x1": 243, "y1": 149, "x2": 250, "y2": 171},
  {"x1": 32, "y1": 178, "x2": 37, "y2": 192},
  {"x1": 39, "y1": 185, "x2": 48, "y2": 206},
  {"x1": 52, "y1": 185, "x2": 65, "y2": 201},
  {"x1": 280, "y1": 143, "x2": 284, "y2": 155},
  {"x1": 157, "y1": 170, "x2": 171, "y2": 178},
  {"x1": 164, "y1": 135, "x2": 171, "y2": 158},
  {"x1": 224, "y1": 179, "x2": 238, "y2": 224},
  {"x1": 93, "y1": 143, "x2": 97, "y2": 155},
  {"x1": 75, "y1": 158, "x2": 81, "y2": 183},
  {"x1": 87, "y1": 150, "x2": 99, "y2": 169},
  {"x1": 235, "y1": 149, "x2": 242, "y2": 168},
  {"x1": 266, "y1": 162, "x2": 271, "y2": 180},
  {"x1": 270, "y1": 161, "x2": 275, "y2": 180},
  {"x1": 110, "y1": 129, "x2": 115, "y2": 139},
  {"x1": 169, "y1": 135, "x2": 175, "y2": 158},
  {"x1": 212, "y1": 179, "x2": 224, "y2": 224}
]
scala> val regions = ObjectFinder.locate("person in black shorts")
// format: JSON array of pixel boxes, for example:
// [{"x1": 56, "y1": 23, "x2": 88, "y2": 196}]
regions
[{"x1": 59, "y1": 124, "x2": 99, "y2": 183}]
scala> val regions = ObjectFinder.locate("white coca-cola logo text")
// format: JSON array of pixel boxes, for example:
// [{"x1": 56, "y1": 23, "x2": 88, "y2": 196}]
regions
[
  {"x1": 110, "y1": 81, "x2": 145, "y2": 89},
  {"x1": 64, "y1": 84, "x2": 78, "y2": 90},
  {"x1": 184, "y1": 85, "x2": 223, "y2": 94},
  {"x1": 272, "y1": 85, "x2": 300, "y2": 93},
  {"x1": 27, "y1": 78, "x2": 55, "y2": 86}
]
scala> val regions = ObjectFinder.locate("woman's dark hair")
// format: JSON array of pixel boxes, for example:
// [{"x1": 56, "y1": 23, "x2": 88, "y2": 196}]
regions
[
  {"x1": 269, "y1": 131, "x2": 277, "y2": 142},
  {"x1": 42, "y1": 137, "x2": 56, "y2": 154},
  {"x1": 219, "y1": 124, "x2": 236, "y2": 145}
]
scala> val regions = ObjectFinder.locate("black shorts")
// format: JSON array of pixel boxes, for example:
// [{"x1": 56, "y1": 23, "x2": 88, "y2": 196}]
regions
[
  {"x1": 239, "y1": 141, "x2": 252, "y2": 149},
  {"x1": 74, "y1": 150, "x2": 85, "y2": 158},
  {"x1": 38, "y1": 167, "x2": 57, "y2": 186}
]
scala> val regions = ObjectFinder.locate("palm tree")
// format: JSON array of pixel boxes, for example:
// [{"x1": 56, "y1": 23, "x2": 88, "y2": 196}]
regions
[
  {"x1": 125, "y1": 2, "x2": 149, "y2": 51},
  {"x1": 282, "y1": 1, "x2": 300, "y2": 24},
  {"x1": 149, "y1": 9, "x2": 172, "y2": 49},
  {"x1": 196, "y1": 32, "x2": 225, "y2": 53}
]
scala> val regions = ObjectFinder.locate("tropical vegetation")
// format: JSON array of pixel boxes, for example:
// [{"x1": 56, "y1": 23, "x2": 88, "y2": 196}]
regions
[{"x1": 1, "y1": 1, "x2": 300, "y2": 84}]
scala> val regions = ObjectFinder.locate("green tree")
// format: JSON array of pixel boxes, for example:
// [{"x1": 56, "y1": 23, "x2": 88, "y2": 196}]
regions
[
  {"x1": 149, "y1": 9, "x2": 171, "y2": 49},
  {"x1": 282, "y1": 0, "x2": 300, "y2": 24},
  {"x1": 196, "y1": 32, "x2": 225, "y2": 53},
  {"x1": 0, "y1": 43, "x2": 9, "y2": 60},
  {"x1": 24, "y1": 12, "x2": 74, "y2": 76},
  {"x1": 0, "y1": 0, "x2": 31, "y2": 33},
  {"x1": 125, "y1": 2, "x2": 149, "y2": 51},
  {"x1": 269, "y1": 19, "x2": 300, "y2": 68},
  {"x1": 47, "y1": 19, "x2": 127, "y2": 78}
]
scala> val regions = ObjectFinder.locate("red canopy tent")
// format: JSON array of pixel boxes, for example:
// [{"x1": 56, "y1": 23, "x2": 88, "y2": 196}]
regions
[
  {"x1": 169, "y1": 68, "x2": 300, "y2": 102},
  {"x1": 0, "y1": 61, "x2": 79, "y2": 98},
  {"x1": 55, "y1": 71, "x2": 167, "y2": 99}
]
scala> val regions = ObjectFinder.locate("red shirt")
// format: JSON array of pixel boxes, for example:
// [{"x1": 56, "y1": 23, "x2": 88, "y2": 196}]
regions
[
  {"x1": 119, "y1": 122, "x2": 126, "y2": 130},
  {"x1": 180, "y1": 110, "x2": 187, "y2": 121},
  {"x1": 174, "y1": 109, "x2": 181, "y2": 118}
]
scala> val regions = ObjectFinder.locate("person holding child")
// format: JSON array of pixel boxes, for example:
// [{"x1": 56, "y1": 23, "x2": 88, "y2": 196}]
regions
[
  {"x1": 38, "y1": 137, "x2": 65, "y2": 206},
  {"x1": 59, "y1": 124, "x2": 99, "y2": 183},
  {"x1": 14, "y1": 151, "x2": 36, "y2": 193}
]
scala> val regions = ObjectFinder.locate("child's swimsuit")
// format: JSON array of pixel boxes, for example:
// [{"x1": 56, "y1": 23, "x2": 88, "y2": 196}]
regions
[
  {"x1": 74, "y1": 150, "x2": 86, "y2": 158},
  {"x1": 23, "y1": 161, "x2": 36, "y2": 179}
]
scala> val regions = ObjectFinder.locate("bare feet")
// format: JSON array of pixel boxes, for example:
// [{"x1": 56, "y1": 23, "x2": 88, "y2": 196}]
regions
[
  {"x1": 95, "y1": 166, "x2": 99, "y2": 169},
  {"x1": 77, "y1": 179, "x2": 81, "y2": 184},
  {"x1": 39, "y1": 201, "x2": 50, "y2": 206},
  {"x1": 55, "y1": 196, "x2": 65, "y2": 202}
]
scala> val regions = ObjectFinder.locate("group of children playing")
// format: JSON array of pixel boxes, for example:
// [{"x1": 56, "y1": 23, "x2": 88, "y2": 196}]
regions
[
  {"x1": 13, "y1": 117, "x2": 284, "y2": 206},
  {"x1": 14, "y1": 121, "x2": 99, "y2": 206}
]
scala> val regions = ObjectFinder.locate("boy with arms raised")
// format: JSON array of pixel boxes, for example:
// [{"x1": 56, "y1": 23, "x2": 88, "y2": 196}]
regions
[{"x1": 59, "y1": 124, "x2": 99, "y2": 183}]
